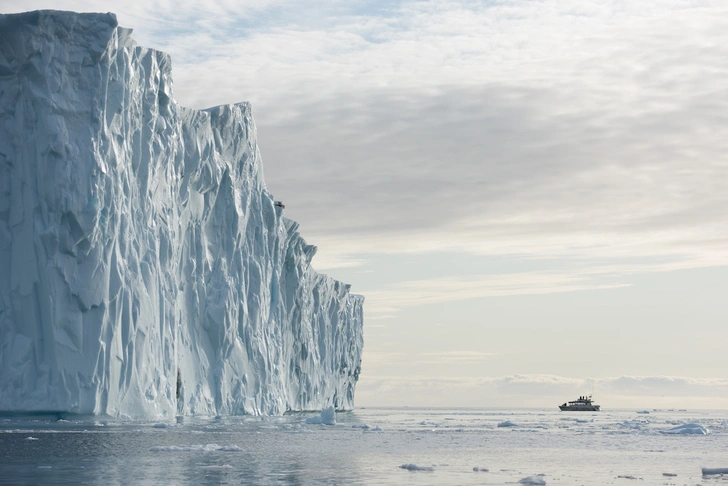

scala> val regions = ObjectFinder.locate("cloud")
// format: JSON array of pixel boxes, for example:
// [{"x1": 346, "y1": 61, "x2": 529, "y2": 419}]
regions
[
  {"x1": 356, "y1": 374, "x2": 728, "y2": 408},
  {"x1": 362, "y1": 270, "x2": 630, "y2": 316},
  {"x1": 363, "y1": 350, "x2": 497, "y2": 366},
  {"x1": 5, "y1": 1, "x2": 728, "y2": 329},
  {"x1": 419, "y1": 351, "x2": 496, "y2": 364},
  {"x1": 7, "y1": 1, "x2": 728, "y2": 277},
  {"x1": 358, "y1": 256, "x2": 724, "y2": 315}
]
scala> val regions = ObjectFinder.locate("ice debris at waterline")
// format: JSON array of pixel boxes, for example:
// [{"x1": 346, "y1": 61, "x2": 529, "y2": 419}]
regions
[
  {"x1": 0, "y1": 10, "x2": 364, "y2": 418},
  {"x1": 305, "y1": 406, "x2": 336, "y2": 425}
]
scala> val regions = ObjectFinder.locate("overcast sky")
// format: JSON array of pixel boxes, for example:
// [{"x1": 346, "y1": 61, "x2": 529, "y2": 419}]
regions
[{"x1": 6, "y1": 0, "x2": 728, "y2": 409}]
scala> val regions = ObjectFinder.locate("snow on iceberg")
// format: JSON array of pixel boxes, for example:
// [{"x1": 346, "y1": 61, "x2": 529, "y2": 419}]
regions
[
  {"x1": 660, "y1": 424, "x2": 710, "y2": 435},
  {"x1": 0, "y1": 11, "x2": 363, "y2": 418}
]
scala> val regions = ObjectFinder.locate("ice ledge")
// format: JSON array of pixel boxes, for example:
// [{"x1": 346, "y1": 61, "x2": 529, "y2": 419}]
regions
[{"x1": 0, "y1": 10, "x2": 364, "y2": 418}]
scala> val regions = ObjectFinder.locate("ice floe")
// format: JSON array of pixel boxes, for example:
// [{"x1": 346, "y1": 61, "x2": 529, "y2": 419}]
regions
[
  {"x1": 400, "y1": 464, "x2": 434, "y2": 471},
  {"x1": 498, "y1": 420, "x2": 518, "y2": 427},
  {"x1": 518, "y1": 475, "x2": 546, "y2": 484},
  {"x1": 149, "y1": 444, "x2": 241, "y2": 452}
]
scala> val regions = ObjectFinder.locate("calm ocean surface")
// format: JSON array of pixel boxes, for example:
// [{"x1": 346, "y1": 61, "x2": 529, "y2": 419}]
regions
[{"x1": 1, "y1": 407, "x2": 726, "y2": 485}]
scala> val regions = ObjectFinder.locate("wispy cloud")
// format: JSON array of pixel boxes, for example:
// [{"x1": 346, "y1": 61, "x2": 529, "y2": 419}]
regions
[
  {"x1": 418, "y1": 351, "x2": 497, "y2": 364},
  {"x1": 363, "y1": 350, "x2": 497, "y2": 367},
  {"x1": 363, "y1": 270, "x2": 630, "y2": 315},
  {"x1": 358, "y1": 255, "x2": 724, "y2": 315}
]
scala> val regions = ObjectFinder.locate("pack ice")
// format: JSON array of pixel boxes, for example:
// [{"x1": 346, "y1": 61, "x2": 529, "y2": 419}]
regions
[{"x1": 0, "y1": 11, "x2": 363, "y2": 418}]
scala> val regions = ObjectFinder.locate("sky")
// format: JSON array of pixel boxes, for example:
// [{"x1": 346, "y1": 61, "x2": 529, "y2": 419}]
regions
[{"x1": 5, "y1": 0, "x2": 728, "y2": 409}]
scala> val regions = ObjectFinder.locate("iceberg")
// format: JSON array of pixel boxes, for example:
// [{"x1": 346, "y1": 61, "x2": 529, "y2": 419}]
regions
[{"x1": 0, "y1": 11, "x2": 363, "y2": 418}]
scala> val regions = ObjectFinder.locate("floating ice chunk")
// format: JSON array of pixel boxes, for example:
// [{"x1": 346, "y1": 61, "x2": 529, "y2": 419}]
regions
[
  {"x1": 351, "y1": 424, "x2": 370, "y2": 429},
  {"x1": 25, "y1": 437, "x2": 38, "y2": 440},
  {"x1": 498, "y1": 420, "x2": 517, "y2": 427},
  {"x1": 364, "y1": 426, "x2": 382, "y2": 432},
  {"x1": 518, "y1": 475, "x2": 546, "y2": 485},
  {"x1": 281, "y1": 423, "x2": 308, "y2": 432},
  {"x1": 217, "y1": 445, "x2": 242, "y2": 451},
  {"x1": 617, "y1": 475, "x2": 638, "y2": 479},
  {"x1": 618, "y1": 420, "x2": 646, "y2": 430},
  {"x1": 400, "y1": 464, "x2": 434, "y2": 472},
  {"x1": 636, "y1": 410, "x2": 650, "y2": 414},
  {"x1": 472, "y1": 467, "x2": 489, "y2": 472},
  {"x1": 150, "y1": 444, "x2": 241, "y2": 452},
  {"x1": 152, "y1": 423, "x2": 175, "y2": 429},
  {"x1": 662, "y1": 472, "x2": 677, "y2": 477},
  {"x1": 702, "y1": 467, "x2": 728, "y2": 476},
  {"x1": 201, "y1": 465, "x2": 234, "y2": 470},
  {"x1": 305, "y1": 406, "x2": 336, "y2": 425},
  {"x1": 660, "y1": 423, "x2": 709, "y2": 435}
]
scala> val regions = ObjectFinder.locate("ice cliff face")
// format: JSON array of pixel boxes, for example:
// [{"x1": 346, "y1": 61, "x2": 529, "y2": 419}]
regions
[{"x1": 0, "y1": 11, "x2": 363, "y2": 418}]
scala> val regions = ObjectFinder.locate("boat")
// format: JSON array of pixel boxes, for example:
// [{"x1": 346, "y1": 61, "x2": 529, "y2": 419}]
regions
[{"x1": 559, "y1": 395, "x2": 600, "y2": 411}]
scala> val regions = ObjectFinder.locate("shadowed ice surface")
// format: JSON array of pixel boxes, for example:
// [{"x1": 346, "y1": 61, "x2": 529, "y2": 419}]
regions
[{"x1": 1, "y1": 407, "x2": 727, "y2": 485}]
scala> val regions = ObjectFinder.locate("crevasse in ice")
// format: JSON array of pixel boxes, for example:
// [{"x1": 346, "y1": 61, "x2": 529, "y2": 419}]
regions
[{"x1": 0, "y1": 10, "x2": 363, "y2": 418}]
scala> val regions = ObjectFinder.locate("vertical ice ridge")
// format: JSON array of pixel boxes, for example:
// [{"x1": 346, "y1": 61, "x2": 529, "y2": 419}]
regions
[{"x1": 0, "y1": 10, "x2": 364, "y2": 418}]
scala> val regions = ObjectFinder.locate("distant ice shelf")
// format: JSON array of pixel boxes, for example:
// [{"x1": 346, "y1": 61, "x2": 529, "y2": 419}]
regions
[{"x1": 0, "y1": 10, "x2": 363, "y2": 418}]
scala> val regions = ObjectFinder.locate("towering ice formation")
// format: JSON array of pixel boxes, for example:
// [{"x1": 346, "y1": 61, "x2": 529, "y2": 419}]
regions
[{"x1": 0, "y1": 11, "x2": 363, "y2": 418}]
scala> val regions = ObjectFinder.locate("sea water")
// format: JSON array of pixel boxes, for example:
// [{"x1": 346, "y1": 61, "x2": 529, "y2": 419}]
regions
[{"x1": 1, "y1": 407, "x2": 726, "y2": 485}]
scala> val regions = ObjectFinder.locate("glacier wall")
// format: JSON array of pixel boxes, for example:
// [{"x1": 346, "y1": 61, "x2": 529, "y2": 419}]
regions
[{"x1": 0, "y1": 10, "x2": 363, "y2": 418}]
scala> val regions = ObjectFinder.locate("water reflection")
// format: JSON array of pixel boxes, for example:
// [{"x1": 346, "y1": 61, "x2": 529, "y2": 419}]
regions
[{"x1": 1, "y1": 408, "x2": 727, "y2": 485}]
